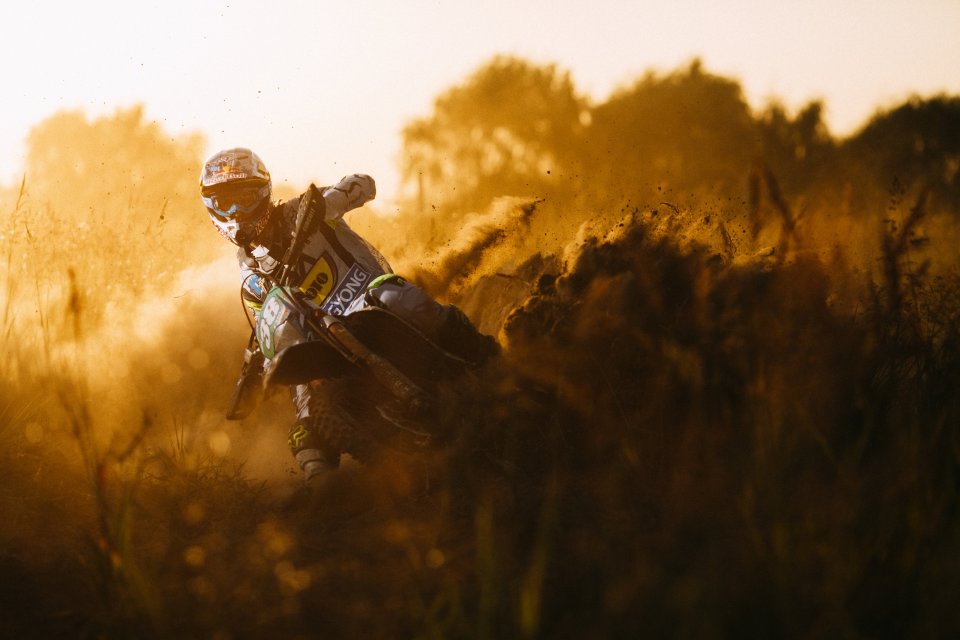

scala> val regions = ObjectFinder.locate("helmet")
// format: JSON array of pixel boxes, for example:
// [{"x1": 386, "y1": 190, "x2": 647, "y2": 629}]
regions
[{"x1": 200, "y1": 148, "x2": 273, "y2": 245}]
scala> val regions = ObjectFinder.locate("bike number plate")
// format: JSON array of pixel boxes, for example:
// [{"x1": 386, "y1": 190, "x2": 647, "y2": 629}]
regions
[{"x1": 256, "y1": 288, "x2": 291, "y2": 359}]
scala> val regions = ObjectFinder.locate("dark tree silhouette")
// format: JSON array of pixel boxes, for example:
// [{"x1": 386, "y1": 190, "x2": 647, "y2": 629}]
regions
[
  {"x1": 843, "y1": 96, "x2": 960, "y2": 212},
  {"x1": 756, "y1": 100, "x2": 836, "y2": 196},
  {"x1": 586, "y1": 59, "x2": 758, "y2": 202}
]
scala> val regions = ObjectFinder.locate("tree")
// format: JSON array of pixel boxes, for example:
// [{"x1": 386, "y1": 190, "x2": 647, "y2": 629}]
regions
[
  {"x1": 400, "y1": 56, "x2": 588, "y2": 212},
  {"x1": 15, "y1": 106, "x2": 213, "y2": 300},
  {"x1": 24, "y1": 105, "x2": 204, "y2": 221},
  {"x1": 756, "y1": 100, "x2": 836, "y2": 196},
  {"x1": 586, "y1": 59, "x2": 758, "y2": 203},
  {"x1": 842, "y1": 96, "x2": 960, "y2": 212}
]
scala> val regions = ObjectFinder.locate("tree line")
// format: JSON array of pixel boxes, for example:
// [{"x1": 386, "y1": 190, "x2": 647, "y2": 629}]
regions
[
  {"x1": 3, "y1": 55, "x2": 957, "y2": 287},
  {"x1": 400, "y1": 56, "x2": 960, "y2": 218}
]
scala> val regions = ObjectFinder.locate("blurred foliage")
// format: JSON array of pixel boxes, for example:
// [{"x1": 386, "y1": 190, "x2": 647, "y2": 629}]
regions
[
  {"x1": 397, "y1": 57, "x2": 960, "y2": 221},
  {"x1": 756, "y1": 100, "x2": 836, "y2": 196},
  {"x1": 2, "y1": 55, "x2": 960, "y2": 638},
  {"x1": 586, "y1": 59, "x2": 758, "y2": 200},
  {"x1": 1, "y1": 106, "x2": 218, "y2": 314},
  {"x1": 839, "y1": 95, "x2": 960, "y2": 213},
  {"x1": 23, "y1": 106, "x2": 201, "y2": 217},
  {"x1": 400, "y1": 56, "x2": 587, "y2": 213},
  {"x1": 3, "y1": 196, "x2": 958, "y2": 637},
  {"x1": 478, "y1": 200, "x2": 960, "y2": 638}
]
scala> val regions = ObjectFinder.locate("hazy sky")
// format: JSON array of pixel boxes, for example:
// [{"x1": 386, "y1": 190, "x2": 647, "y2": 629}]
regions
[{"x1": 2, "y1": 0, "x2": 958, "y2": 206}]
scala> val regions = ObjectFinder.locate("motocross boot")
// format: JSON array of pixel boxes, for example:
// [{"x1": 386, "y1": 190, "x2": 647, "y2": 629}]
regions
[{"x1": 287, "y1": 419, "x2": 340, "y2": 486}]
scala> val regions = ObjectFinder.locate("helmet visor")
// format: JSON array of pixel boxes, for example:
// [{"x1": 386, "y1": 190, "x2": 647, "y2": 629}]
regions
[{"x1": 203, "y1": 183, "x2": 269, "y2": 219}]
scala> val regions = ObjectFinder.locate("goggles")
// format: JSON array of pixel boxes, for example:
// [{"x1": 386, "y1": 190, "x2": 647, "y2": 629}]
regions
[{"x1": 203, "y1": 183, "x2": 270, "y2": 219}]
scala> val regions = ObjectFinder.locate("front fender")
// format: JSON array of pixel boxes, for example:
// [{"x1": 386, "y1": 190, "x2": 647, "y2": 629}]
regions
[{"x1": 262, "y1": 340, "x2": 354, "y2": 387}]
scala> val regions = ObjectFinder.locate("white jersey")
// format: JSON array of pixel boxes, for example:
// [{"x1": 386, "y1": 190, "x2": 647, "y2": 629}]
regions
[{"x1": 238, "y1": 174, "x2": 391, "y2": 316}]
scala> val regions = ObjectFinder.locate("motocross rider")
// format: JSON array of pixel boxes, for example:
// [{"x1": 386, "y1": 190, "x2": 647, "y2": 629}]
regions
[{"x1": 200, "y1": 147, "x2": 495, "y2": 484}]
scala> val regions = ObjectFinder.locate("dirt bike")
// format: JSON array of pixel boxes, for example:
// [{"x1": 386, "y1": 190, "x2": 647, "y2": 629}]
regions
[{"x1": 224, "y1": 185, "x2": 480, "y2": 460}]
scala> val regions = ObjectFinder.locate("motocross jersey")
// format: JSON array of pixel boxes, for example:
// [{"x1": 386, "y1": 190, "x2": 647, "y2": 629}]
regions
[{"x1": 237, "y1": 174, "x2": 392, "y2": 319}]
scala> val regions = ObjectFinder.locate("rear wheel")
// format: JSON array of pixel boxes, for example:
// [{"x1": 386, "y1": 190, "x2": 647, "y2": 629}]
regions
[
  {"x1": 306, "y1": 377, "x2": 377, "y2": 462},
  {"x1": 306, "y1": 376, "x2": 433, "y2": 462}
]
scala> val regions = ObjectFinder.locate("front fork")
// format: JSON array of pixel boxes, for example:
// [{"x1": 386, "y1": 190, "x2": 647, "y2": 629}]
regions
[{"x1": 226, "y1": 333, "x2": 265, "y2": 420}]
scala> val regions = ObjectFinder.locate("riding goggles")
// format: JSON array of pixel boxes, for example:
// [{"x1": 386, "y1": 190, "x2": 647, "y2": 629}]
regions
[{"x1": 202, "y1": 183, "x2": 270, "y2": 219}]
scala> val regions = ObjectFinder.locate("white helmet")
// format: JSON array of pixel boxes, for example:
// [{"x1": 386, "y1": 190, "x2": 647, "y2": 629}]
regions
[{"x1": 200, "y1": 148, "x2": 273, "y2": 246}]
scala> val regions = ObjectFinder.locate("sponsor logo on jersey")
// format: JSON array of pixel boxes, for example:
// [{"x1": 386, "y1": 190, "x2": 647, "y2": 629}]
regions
[
  {"x1": 299, "y1": 253, "x2": 337, "y2": 305},
  {"x1": 245, "y1": 274, "x2": 264, "y2": 298},
  {"x1": 321, "y1": 263, "x2": 372, "y2": 316}
]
